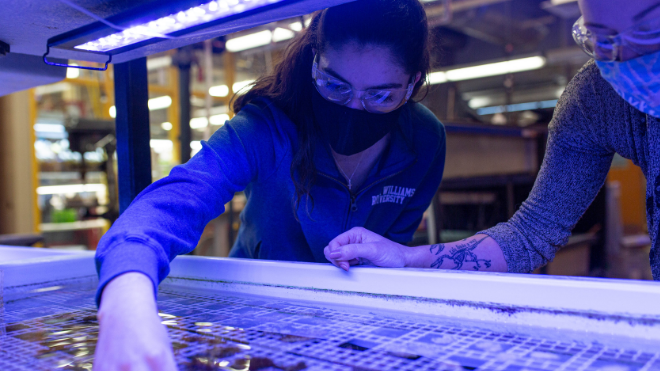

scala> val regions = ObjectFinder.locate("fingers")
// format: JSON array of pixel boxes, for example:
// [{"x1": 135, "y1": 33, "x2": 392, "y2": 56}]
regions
[
  {"x1": 325, "y1": 243, "x2": 376, "y2": 264},
  {"x1": 325, "y1": 228, "x2": 384, "y2": 271},
  {"x1": 335, "y1": 259, "x2": 360, "y2": 271},
  {"x1": 324, "y1": 244, "x2": 367, "y2": 271},
  {"x1": 326, "y1": 227, "x2": 382, "y2": 250},
  {"x1": 326, "y1": 228, "x2": 362, "y2": 251}
]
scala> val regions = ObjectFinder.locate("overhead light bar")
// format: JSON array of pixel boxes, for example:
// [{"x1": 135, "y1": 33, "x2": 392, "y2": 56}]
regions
[
  {"x1": 77, "y1": 0, "x2": 288, "y2": 52},
  {"x1": 428, "y1": 56, "x2": 547, "y2": 84},
  {"x1": 48, "y1": 0, "x2": 290, "y2": 55}
]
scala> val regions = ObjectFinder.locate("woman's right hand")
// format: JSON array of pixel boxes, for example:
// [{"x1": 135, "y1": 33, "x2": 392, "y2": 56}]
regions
[
  {"x1": 93, "y1": 272, "x2": 177, "y2": 371},
  {"x1": 324, "y1": 227, "x2": 410, "y2": 270}
]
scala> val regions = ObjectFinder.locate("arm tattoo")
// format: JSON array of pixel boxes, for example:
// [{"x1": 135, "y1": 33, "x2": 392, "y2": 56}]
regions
[
  {"x1": 430, "y1": 236, "x2": 491, "y2": 270},
  {"x1": 429, "y1": 244, "x2": 445, "y2": 254}
]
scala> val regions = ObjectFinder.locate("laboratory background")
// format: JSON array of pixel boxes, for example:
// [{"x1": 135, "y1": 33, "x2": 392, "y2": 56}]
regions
[{"x1": 1, "y1": 0, "x2": 649, "y2": 279}]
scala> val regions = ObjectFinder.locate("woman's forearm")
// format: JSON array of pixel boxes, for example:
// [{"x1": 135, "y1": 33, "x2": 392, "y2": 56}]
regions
[{"x1": 404, "y1": 234, "x2": 508, "y2": 272}]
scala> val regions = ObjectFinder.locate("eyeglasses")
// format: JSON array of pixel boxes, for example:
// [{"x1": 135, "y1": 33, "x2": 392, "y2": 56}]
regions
[
  {"x1": 311, "y1": 54, "x2": 415, "y2": 114},
  {"x1": 572, "y1": 15, "x2": 660, "y2": 62}
]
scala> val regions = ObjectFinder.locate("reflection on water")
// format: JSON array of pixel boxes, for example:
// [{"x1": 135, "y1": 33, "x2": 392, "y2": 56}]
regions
[{"x1": 0, "y1": 284, "x2": 659, "y2": 371}]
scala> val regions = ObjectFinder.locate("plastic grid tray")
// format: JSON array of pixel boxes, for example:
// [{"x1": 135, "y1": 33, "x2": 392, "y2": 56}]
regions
[{"x1": 1, "y1": 284, "x2": 659, "y2": 371}]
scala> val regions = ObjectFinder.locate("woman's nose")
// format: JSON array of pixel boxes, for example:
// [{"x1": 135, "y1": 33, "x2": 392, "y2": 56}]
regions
[{"x1": 345, "y1": 95, "x2": 365, "y2": 111}]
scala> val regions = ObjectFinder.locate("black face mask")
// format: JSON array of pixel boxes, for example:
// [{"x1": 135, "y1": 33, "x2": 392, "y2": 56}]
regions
[{"x1": 311, "y1": 88, "x2": 403, "y2": 156}]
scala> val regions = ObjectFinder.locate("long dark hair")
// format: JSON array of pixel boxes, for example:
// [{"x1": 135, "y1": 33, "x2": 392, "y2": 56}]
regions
[{"x1": 232, "y1": 0, "x2": 431, "y2": 216}]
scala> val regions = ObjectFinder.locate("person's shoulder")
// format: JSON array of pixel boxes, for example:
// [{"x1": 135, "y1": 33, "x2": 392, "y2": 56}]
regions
[
  {"x1": 550, "y1": 60, "x2": 633, "y2": 152},
  {"x1": 563, "y1": 59, "x2": 623, "y2": 109},
  {"x1": 407, "y1": 101, "x2": 445, "y2": 141}
]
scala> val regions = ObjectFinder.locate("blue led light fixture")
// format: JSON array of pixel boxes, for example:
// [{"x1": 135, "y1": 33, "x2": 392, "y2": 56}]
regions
[{"x1": 47, "y1": 0, "x2": 293, "y2": 56}]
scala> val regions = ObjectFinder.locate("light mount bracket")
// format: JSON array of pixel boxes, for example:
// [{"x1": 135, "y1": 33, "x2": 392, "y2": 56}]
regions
[{"x1": 43, "y1": 45, "x2": 112, "y2": 71}]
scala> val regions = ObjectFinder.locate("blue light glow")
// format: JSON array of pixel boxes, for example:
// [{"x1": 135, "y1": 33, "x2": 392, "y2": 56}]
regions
[{"x1": 75, "y1": 0, "x2": 285, "y2": 52}]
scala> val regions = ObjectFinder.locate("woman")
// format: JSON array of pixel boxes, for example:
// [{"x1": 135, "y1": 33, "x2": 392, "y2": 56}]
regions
[
  {"x1": 93, "y1": 1, "x2": 446, "y2": 369},
  {"x1": 324, "y1": 0, "x2": 660, "y2": 279}
]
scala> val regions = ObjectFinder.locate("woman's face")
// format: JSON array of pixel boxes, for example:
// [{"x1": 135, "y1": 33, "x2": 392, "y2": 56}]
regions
[
  {"x1": 317, "y1": 43, "x2": 420, "y2": 111},
  {"x1": 578, "y1": 0, "x2": 660, "y2": 60},
  {"x1": 579, "y1": 0, "x2": 659, "y2": 33}
]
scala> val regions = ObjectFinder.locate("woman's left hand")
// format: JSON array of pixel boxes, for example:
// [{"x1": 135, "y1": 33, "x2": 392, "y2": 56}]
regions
[{"x1": 324, "y1": 227, "x2": 408, "y2": 271}]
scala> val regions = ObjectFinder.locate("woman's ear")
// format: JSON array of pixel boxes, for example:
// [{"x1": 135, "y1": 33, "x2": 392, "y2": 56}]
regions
[{"x1": 414, "y1": 71, "x2": 422, "y2": 85}]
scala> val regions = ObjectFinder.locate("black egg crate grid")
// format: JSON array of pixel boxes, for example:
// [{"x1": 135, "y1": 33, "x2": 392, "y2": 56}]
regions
[{"x1": 1, "y1": 285, "x2": 660, "y2": 371}]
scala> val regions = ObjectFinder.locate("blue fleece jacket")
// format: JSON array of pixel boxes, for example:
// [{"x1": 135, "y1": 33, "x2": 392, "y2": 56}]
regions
[{"x1": 94, "y1": 98, "x2": 445, "y2": 301}]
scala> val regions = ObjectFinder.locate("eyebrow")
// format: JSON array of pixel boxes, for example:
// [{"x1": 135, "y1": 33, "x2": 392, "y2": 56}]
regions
[
  {"x1": 634, "y1": 2, "x2": 660, "y2": 22},
  {"x1": 322, "y1": 66, "x2": 405, "y2": 90}
]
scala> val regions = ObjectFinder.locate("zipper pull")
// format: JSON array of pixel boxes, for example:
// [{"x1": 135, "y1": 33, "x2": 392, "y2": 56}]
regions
[{"x1": 350, "y1": 195, "x2": 358, "y2": 212}]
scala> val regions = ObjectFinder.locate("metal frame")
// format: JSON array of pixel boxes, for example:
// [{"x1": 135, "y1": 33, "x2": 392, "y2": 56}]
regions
[
  {"x1": 113, "y1": 58, "x2": 153, "y2": 213},
  {"x1": 3, "y1": 247, "x2": 660, "y2": 344}
]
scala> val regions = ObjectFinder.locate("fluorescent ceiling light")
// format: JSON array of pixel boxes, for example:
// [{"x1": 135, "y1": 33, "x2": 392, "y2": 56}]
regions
[
  {"x1": 468, "y1": 97, "x2": 494, "y2": 109},
  {"x1": 190, "y1": 113, "x2": 230, "y2": 129},
  {"x1": 73, "y1": 0, "x2": 286, "y2": 52},
  {"x1": 190, "y1": 117, "x2": 209, "y2": 129},
  {"x1": 427, "y1": 56, "x2": 546, "y2": 85},
  {"x1": 226, "y1": 30, "x2": 272, "y2": 52},
  {"x1": 209, "y1": 85, "x2": 230, "y2": 97},
  {"x1": 428, "y1": 72, "x2": 447, "y2": 84},
  {"x1": 289, "y1": 21, "x2": 303, "y2": 32},
  {"x1": 150, "y1": 139, "x2": 173, "y2": 153},
  {"x1": 161, "y1": 122, "x2": 173, "y2": 131},
  {"x1": 34, "y1": 123, "x2": 66, "y2": 133},
  {"x1": 109, "y1": 95, "x2": 172, "y2": 118},
  {"x1": 446, "y1": 56, "x2": 546, "y2": 82},
  {"x1": 476, "y1": 99, "x2": 559, "y2": 115},
  {"x1": 148, "y1": 96, "x2": 173, "y2": 110},
  {"x1": 225, "y1": 26, "x2": 295, "y2": 52},
  {"x1": 210, "y1": 113, "x2": 230, "y2": 125},
  {"x1": 272, "y1": 27, "x2": 295, "y2": 42},
  {"x1": 232, "y1": 80, "x2": 254, "y2": 93},
  {"x1": 66, "y1": 64, "x2": 80, "y2": 79},
  {"x1": 209, "y1": 80, "x2": 255, "y2": 96},
  {"x1": 191, "y1": 141, "x2": 202, "y2": 155},
  {"x1": 37, "y1": 184, "x2": 106, "y2": 195}
]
